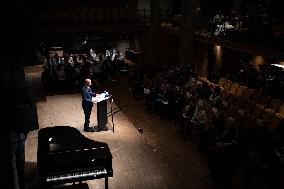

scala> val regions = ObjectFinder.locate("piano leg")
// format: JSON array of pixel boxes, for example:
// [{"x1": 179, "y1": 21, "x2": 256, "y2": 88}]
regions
[{"x1": 105, "y1": 177, "x2": 109, "y2": 189}]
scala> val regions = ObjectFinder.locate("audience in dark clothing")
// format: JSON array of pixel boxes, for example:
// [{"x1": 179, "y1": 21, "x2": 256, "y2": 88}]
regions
[
  {"x1": 198, "y1": 81, "x2": 213, "y2": 99},
  {"x1": 136, "y1": 64, "x2": 284, "y2": 189}
]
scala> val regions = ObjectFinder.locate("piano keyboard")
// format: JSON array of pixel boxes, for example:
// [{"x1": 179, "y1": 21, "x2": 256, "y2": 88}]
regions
[{"x1": 46, "y1": 168, "x2": 108, "y2": 182}]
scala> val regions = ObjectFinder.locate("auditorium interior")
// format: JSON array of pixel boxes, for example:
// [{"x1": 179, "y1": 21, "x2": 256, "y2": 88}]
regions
[{"x1": 1, "y1": 0, "x2": 284, "y2": 189}]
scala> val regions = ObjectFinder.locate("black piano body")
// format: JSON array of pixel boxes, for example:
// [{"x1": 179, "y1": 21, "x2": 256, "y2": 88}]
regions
[{"x1": 37, "y1": 126, "x2": 113, "y2": 187}]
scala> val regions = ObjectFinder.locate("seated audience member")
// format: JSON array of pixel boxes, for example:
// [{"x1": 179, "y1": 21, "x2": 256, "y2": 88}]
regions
[
  {"x1": 198, "y1": 82, "x2": 212, "y2": 99},
  {"x1": 179, "y1": 98, "x2": 197, "y2": 135},
  {"x1": 130, "y1": 70, "x2": 144, "y2": 99},
  {"x1": 209, "y1": 86, "x2": 222, "y2": 107},
  {"x1": 152, "y1": 82, "x2": 163, "y2": 113},
  {"x1": 188, "y1": 77, "x2": 197, "y2": 86},
  {"x1": 243, "y1": 118, "x2": 283, "y2": 189},
  {"x1": 208, "y1": 116, "x2": 239, "y2": 186},
  {"x1": 206, "y1": 108, "x2": 226, "y2": 154},
  {"x1": 143, "y1": 78, "x2": 154, "y2": 110},
  {"x1": 189, "y1": 100, "x2": 207, "y2": 137}
]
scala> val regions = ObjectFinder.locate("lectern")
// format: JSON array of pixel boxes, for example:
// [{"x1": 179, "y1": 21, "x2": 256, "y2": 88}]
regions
[{"x1": 93, "y1": 92, "x2": 111, "y2": 131}]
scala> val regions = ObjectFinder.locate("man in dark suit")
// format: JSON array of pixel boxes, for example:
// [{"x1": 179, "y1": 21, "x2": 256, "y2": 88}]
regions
[{"x1": 81, "y1": 78, "x2": 96, "y2": 132}]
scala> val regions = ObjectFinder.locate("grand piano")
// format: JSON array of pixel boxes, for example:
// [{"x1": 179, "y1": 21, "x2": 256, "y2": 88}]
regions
[{"x1": 37, "y1": 126, "x2": 113, "y2": 188}]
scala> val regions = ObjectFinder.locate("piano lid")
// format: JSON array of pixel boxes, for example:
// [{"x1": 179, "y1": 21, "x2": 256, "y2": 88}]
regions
[
  {"x1": 37, "y1": 126, "x2": 113, "y2": 176},
  {"x1": 38, "y1": 126, "x2": 110, "y2": 154}
]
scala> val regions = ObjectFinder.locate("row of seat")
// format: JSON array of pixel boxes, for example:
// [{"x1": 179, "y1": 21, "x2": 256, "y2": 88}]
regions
[
  {"x1": 182, "y1": 78, "x2": 284, "y2": 189},
  {"x1": 197, "y1": 77, "x2": 284, "y2": 130},
  {"x1": 217, "y1": 78, "x2": 284, "y2": 114},
  {"x1": 40, "y1": 6, "x2": 136, "y2": 22}
]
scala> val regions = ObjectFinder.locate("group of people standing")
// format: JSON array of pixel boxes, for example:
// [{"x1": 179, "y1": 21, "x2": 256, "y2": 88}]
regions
[{"x1": 41, "y1": 49, "x2": 129, "y2": 92}]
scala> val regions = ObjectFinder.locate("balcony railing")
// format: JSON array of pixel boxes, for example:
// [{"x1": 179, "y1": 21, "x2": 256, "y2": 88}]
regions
[{"x1": 160, "y1": 12, "x2": 284, "y2": 53}]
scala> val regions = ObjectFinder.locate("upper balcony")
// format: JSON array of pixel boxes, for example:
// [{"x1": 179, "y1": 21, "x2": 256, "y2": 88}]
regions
[
  {"x1": 160, "y1": 10, "x2": 284, "y2": 59},
  {"x1": 34, "y1": 5, "x2": 150, "y2": 35},
  {"x1": 32, "y1": 3, "x2": 284, "y2": 60}
]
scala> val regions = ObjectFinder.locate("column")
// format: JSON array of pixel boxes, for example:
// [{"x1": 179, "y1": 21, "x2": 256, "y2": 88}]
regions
[
  {"x1": 231, "y1": 0, "x2": 243, "y2": 13},
  {"x1": 177, "y1": 0, "x2": 198, "y2": 79},
  {"x1": 144, "y1": 0, "x2": 161, "y2": 70}
]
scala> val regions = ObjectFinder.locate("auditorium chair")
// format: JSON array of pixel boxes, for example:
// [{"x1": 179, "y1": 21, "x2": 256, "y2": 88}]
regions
[
  {"x1": 112, "y1": 6, "x2": 119, "y2": 21},
  {"x1": 87, "y1": 8, "x2": 96, "y2": 22},
  {"x1": 223, "y1": 80, "x2": 233, "y2": 91},
  {"x1": 226, "y1": 93, "x2": 236, "y2": 104},
  {"x1": 63, "y1": 8, "x2": 71, "y2": 22},
  {"x1": 221, "y1": 90, "x2": 230, "y2": 102},
  {"x1": 266, "y1": 98, "x2": 282, "y2": 112},
  {"x1": 243, "y1": 114, "x2": 257, "y2": 129},
  {"x1": 277, "y1": 103, "x2": 284, "y2": 116},
  {"x1": 231, "y1": 108, "x2": 244, "y2": 123},
  {"x1": 254, "y1": 104, "x2": 265, "y2": 116},
  {"x1": 104, "y1": 6, "x2": 111, "y2": 21},
  {"x1": 245, "y1": 104, "x2": 264, "y2": 120},
  {"x1": 243, "y1": 104, "x2": 264, "y2": 129},
  {"x1": 242, "y1": 88, "x2": 254, "y2": 101},
  {"x1": 236, "y1": 85, "x2": 247, "y2": 98},
  {"x1": 52, "y1": 8, "x2": 59, "y2": 22},
  {"x1": 218, "y1": 78, "x2": 226, "y2": 88},
  {"x1": 96, "y1": 6, "x2": 104, "y2": 21},
  {"x1": 188, "y1": 84, "x2": 199, "y2": 95},
  {"x1": 268, "y1": 113, "x2": 284, "y2": 129},
  {"x1": 189, "y1": 95, "x2": 199, "y2": 105},
  {"x1": 255, "y1": 94, "x2": 271, "y2": 108},
  {"x1": 257, "y1": 109, "x2": 275, "y2": 125},
  {"x1": 238, "y1": 99, "x2": 254, "y2": 113},
  {"x1": 128, "y1": 7, "x2": 135, "y2": 22},
  {"x1": 39, "y1": 13, "x2": 46, "y2": 22},
  {"x1": 225, "y1": 104, "x2": 239, "y2": 119},
  {"x1": 236, "y1": 98, "x2": 245, "y2": 110},
  {"x1": 221, "y1": 91, "x2": 236, "y2": 108},
  {"x1": 79, "y1": 6, "x2": 88, "y2": 22},
  {"x1": 250, "y1": 89, "x2": 262, "y2": 102},
  {"x1": 229, "y1": 83, "x2": 239, "y2": 95},
  {"x1": 56, "y1": 9, "x2": 64, "y2": 23},
  {"x1": 208, "y1": 81, "x2": 217, "y2": 90},
  {"x1": 46, "y1": 11, "x2": 54, "y2": 23},
  {"x1": 206, "y1": 105, "x2": 216, "y2": 128},
  {"x1": 71, "y1": 6, "x2": 79, "y2": 22},
  {"x1": 119, "y1": 6, "x2": 128, "y2": 21},
  {"x1": 231, "y1": 96, "x2": 243, "y2": 109}
]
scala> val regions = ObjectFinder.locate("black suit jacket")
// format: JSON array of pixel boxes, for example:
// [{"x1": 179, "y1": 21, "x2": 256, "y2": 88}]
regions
[{"x1": 81, "y1": 86, "x2": 95, "y2": 109}]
